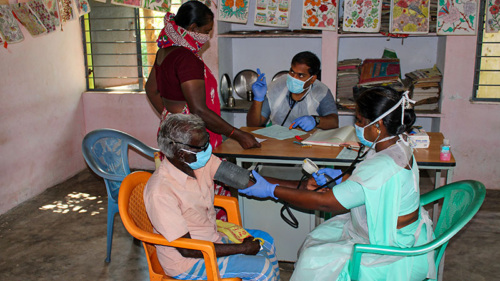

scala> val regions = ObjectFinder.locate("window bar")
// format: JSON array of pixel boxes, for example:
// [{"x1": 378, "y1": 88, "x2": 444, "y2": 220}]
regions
[
  {"x1": 134, "y1": 8, "x2": 144, "y2": 91},
  {"x1": 472, "y1": 0, "x2": 486, "y2": 100},
  {"x1": 81, "y1": 15, "x2": 95, "y2": 90}
]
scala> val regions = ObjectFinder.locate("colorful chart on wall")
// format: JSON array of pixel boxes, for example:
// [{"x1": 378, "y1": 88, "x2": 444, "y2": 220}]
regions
[
  {"x1": 390, "y1": 0, "x2": 430, "y2": 34},
  {"x1": 218, "y1": 0, "x2": 249, "y2": 24},
  {"x1": 437, "y1": 0, "x2": 478, "y2": 35},
  {"x1": 43, "y1": 0, "x2": 61, "y2": 27},
  {"x1": 59, "y1": 0, "x2": 76, "y2": 23},
  {"x1": 11, "y1": 3, "x2": 47, "y2": 37},
  {"x1": 254, "y1": 0, "x2": 291, "y2": 28},
  {"x1": 0, "y1": 5, "x2": 24, "y2": 44},
  {"x1": 111, "y1": 0, "x2": 141, "y2": 8},
  {"x1": 486, "y1": 0, "x2": 500, "y2": 33},
  {"x1": 343, "y1": 0, "x2": 382, "y2": 32},
  {"x1": 302, "y1": 0, "x2": 337, "y2": 31},
  {"x1": 143, "y1": 0, "x2": 171, "y2": 12},
  {"x1": 28, "y1": 0, "x2": 58, "y2": 33},
  {"x1": 75, "y1": 0, "x2": 91, "y2": 15},
  {"x1": 182, "y1": 0, "x2": 211, "y2": 6}
]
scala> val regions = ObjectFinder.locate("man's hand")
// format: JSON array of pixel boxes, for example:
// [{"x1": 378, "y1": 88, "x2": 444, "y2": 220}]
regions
[
  {"x1": 241, "y1": 237, "x2": 261, "y2": 255},
  {"x1": 291, "y1": 116, "x2": 316, "y2": 131},
  {"x1": 251, "y1": 68, "x2": 267, "y2": 102}
]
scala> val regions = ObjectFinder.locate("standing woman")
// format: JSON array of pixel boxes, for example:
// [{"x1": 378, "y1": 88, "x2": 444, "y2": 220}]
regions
[
  {"x1": 239, "y1": 87, "x2": 436, "y2": 280},
  {"x1": 146, "y1": 0, "x2": 260, "y2": 150}
]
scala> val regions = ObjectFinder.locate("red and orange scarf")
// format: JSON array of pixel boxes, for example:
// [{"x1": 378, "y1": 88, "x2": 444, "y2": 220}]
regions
[{"x1": 157, "y1": 12, "x2": 206, "y2": 58}]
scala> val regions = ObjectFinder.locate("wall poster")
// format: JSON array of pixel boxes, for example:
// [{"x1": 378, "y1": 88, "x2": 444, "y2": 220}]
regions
[
  {"x1": 254, "y1": 0, "x2": 291, "y2": 28},
  {"x1": 43, "y1": 0, "x2": 61, "y2": 27},
  {"x1": 28, "y1": 0, "x2": 58, "y2": 33},
  {"x1": 302, "y1": 0, "x2": 338, "y2": 31},
  {"x1": 486, "y1": 0, "x2": 499, "y2": 33},
  {"x1": 218, "y1": 0, "x2": 249, "y2": 24},
  {"x1": 12, "y1": 3, "x2": 47, "y2": 37},
  {"x1": 390, "y1": 0, "x2": 430, "y2": 34},
  {"x1": 0, "y1": 4, "x2": 24, "y2": 43},
  {"x1": 343, "y1": 0, "x2": 382, "y2": 32},
  {"x1": 75, "y1": 0, "x2": 91, "y2": 15},
  {"x1": 437, "y1": 0, "x2": 478, "y2": 35},
  {"x1": 111, "y1": 0, "x2": 142, "y2": 8},
  {"x1": 143, "y1": 0, "x2": 171, "y2": 11}
]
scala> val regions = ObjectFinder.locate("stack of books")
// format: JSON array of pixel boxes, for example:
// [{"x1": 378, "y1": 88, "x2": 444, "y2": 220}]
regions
[
  {"x1": 336, "y1": 58, "x2": 362, "y2": 107},
  {"x1": 405, "y1": 65, "x2": 442, "y2": 111},
  {"x1": 379, "y1": 0, "x2": 392, "y2": 33},
  {"x1": 358, "y1": 58, "x2": 401, "y2": 86}
]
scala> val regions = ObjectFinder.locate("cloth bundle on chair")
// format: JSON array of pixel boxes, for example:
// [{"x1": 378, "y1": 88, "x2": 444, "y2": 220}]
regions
[
  {"x1": 348, "y1": 180, "x2": 486, "y2": 281},
  {"x1": 82, "y1": 128, "x2": 158, "y2": 262},
  {"x1": 118, "y1": 171, "x2": 241, "y2": 281}
]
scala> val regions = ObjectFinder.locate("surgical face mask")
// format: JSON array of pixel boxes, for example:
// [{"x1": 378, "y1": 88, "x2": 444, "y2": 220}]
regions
[
  {"x1": 355, "y1": 123, "x2": 396, "y2": 149},
  {"x1": 187, "y1": 30, "x2": 211, "y2": 45},
  {"x1": 355, "y1": 90, "x2": 415, "y2": 148},
  {"x1": 286, "y1": 74, "x2": 313, "y2": 94},
  {"x1": 355, "y1": 124, "x2": 374, "y2": 147},
  {"x1": 182, "y1": 144, "x2": 212, "y2": 170}
]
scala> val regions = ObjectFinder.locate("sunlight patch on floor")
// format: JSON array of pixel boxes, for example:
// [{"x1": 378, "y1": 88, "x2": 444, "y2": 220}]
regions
[{"x1": 39, "y1": 192, "x2": 103, "y2": 215}]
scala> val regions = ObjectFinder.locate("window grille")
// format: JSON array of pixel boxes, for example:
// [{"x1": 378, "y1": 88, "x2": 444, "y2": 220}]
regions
[
  {"x1": 81, "y1": 0, "x2": 182, "y2": 91},
  {"x1": 473, "y1": 0, "x2": 500, "y2": 102}
]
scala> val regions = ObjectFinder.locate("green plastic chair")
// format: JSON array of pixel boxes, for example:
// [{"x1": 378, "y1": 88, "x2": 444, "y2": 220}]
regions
[{"x1": 348, "y1": 180, "x2": 486, "y2": 281}]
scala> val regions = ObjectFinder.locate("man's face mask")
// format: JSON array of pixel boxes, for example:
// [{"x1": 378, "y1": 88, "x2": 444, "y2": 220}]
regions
[
  {"x1": 182, "y1": 143, "x2": 212, "y2": 170},
  {"x1": 286, "y1": 74, "x2": 313, "y2": 94},
  {"x1": 172, "y1": 133, "x2": 211, "y2": 170}
]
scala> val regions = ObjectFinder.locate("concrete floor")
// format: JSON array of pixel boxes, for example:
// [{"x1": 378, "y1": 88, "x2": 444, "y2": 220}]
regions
[{"x1": 0, "y1": 169, "x2": 498, "y2": 280}]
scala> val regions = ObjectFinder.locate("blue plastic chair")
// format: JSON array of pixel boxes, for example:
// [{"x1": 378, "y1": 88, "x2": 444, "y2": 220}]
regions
[
  {"x1": 82, "y1": 128, "x2": 158, "y2": 262},
  {"x1": 348, "y1": 180, "x2": 486, "y2": 281}
]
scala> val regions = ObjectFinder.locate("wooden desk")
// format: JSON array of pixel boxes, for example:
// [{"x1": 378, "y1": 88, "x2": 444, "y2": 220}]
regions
[{"x1": 213, "y1": 127, "x2": 456, "y2": 186}]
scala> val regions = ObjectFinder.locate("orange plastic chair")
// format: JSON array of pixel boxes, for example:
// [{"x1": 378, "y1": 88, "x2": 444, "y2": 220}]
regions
[{"x1": 118, "y1": 171, "x2": 242, "y2": 281}]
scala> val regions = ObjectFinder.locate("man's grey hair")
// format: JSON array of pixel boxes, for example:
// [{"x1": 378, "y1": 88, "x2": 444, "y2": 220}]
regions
[{"x1": 158, "y1": 114, "x2": 206, "y2": 158}]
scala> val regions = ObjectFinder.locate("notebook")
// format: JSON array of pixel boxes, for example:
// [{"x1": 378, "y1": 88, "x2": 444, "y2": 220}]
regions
[{"x1": 302, "y1": 126, "x2": 360, "y2": 147}]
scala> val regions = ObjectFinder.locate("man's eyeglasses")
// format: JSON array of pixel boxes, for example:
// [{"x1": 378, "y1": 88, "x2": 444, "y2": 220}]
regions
[{"x1": 170, "y1": 134, "x2": 210, "y2": 151}]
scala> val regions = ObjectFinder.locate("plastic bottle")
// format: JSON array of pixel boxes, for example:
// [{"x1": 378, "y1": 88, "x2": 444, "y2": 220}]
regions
[{"x1": 440, "y1": 139, "x2": 451, "y2": 161}]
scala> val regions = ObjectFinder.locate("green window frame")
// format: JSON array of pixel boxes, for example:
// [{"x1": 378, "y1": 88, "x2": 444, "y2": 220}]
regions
[{"x1": 473, "y1": 0, "x2": 500, "y2": 102}]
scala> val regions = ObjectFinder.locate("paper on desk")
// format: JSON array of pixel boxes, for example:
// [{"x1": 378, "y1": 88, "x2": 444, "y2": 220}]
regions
[
  {"x1": 336, "y1": 147, "x2": 359, "y2": 160},
  {"x1": 252, "y1": 125, "x2": 307, "y2": 140},
  {"x1": 256, "y1": 137, "x2": 266, "y2": 143}
]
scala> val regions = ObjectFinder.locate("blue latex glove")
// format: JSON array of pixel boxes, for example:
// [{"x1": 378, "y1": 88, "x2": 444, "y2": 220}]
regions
[
  {"x1": 251, "y1": 68, "x2": 267, "y2": 102},
  {"x1": 239, "y1": 170, "x2": 278, "y2": 199},
  {"x1": 292, "y1": 116, "x2": 316, "y2": 131},
  {"x1": 312, "y1": 168, "x2": 343, "y2": 187}
]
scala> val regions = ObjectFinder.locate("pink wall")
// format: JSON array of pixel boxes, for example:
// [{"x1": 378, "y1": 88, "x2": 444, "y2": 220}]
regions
[
  {"x1": 1, "y1": 10, "x2": 498, "y2": 216},
  {"x1": 439, "y1": 37, "x2": 500, "y2": 190},
  {"x1": 82, "y1": 92, "x2": 159, "y2": 169},
  {"x1": 0, "y1": 20, "x2": 87, "y2": 214}
]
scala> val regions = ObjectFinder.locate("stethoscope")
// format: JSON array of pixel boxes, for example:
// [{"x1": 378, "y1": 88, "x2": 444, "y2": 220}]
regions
[
  {"x1": 280, "y1": 143, "x2": 371, "y2": 228},
  {"x1": 280, "y1": 88, "x2": 312, "y2": 126}
]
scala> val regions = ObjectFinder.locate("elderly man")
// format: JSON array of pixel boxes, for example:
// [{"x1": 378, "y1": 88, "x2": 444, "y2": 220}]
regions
[
  {"x1": 247, "y1": 51, "x2": 339, "y2": 131},
  {"x1": 144, "y1": 113, "x2": 280, "y2": 281}
]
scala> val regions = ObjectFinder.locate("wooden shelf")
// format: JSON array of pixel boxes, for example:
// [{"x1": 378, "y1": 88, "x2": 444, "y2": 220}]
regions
[
  {"x1": 337, "y1": 33, "x2": 439, "y2": 38},
  {"x1": 218, "y1": 32, "x2": 322, "y2": 38}
]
